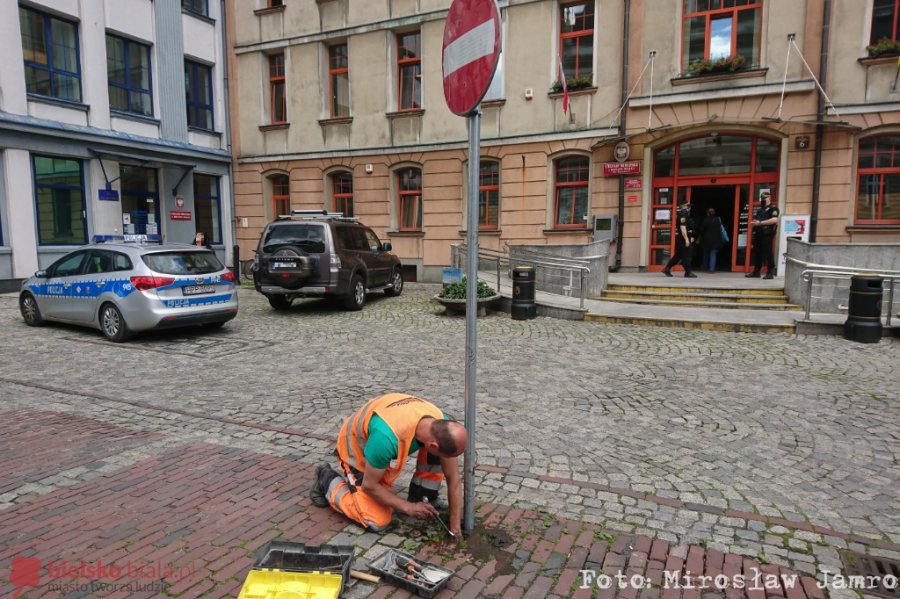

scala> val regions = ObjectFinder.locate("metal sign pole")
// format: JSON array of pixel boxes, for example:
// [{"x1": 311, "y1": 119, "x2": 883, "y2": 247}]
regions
[{"x1": 463, "y1": 108, "x2": 481, "y2": 535}]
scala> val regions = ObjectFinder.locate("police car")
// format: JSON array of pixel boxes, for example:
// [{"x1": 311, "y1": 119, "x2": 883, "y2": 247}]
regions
[{"x1": 19, "y1": 235, "x2": 238, "y2": 342}]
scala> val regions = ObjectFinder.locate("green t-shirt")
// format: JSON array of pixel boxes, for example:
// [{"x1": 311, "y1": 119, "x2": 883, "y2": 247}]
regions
[{"x1": 364, "y1": 412, "x2": 445, "y2": 470}]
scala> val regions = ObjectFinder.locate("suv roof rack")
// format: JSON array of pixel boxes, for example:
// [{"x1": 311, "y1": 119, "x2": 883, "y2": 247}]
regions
[{"x1": 276, "y1": 210, "x2": 359, "y2": 223}]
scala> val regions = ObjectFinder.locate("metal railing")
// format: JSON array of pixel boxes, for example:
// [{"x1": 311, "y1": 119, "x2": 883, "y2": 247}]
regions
[
  {"x1": 454, "y1": 244, "x2": 591, "y2": 310},
  {"x1": 785, "y1": 256, "x2": 900, "y2": 324}
]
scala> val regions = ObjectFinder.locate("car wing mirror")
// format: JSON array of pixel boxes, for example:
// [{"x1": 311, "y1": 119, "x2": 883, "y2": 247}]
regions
[
  {"x1": 34, "y1": 270, "x2": 48, "y2": 278},
  {"x1": 382, "y1": 242, "x2": 392, "y2": 252}
]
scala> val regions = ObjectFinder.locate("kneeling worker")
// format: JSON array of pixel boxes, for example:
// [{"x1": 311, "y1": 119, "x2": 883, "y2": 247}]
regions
[{"x1": 310, "y1": 393, "x2": 467, "y2": 536}]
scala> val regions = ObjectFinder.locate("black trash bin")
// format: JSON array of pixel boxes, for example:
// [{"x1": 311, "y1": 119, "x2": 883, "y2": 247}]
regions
[
  {"x1": 844, "y1": 275, "x2": 883, "y2": 343},
  {"x1": 511, "y1": 265, "x2": 536, "y2": 320}
]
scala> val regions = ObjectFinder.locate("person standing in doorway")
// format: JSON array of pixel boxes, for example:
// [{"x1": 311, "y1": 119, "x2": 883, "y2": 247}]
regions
[
  {"x1": 663, "y1": 201, "x2": 698, "y2": 278},
  {"x1": 698, "y1": 208, "x2": 725, "y2": 274},
  {"x1": 746, "y1": 192, "x2": 779, "y2": 279},
  {"x1": 193, "y1": 231, "x2": 212, "y2": 249}
]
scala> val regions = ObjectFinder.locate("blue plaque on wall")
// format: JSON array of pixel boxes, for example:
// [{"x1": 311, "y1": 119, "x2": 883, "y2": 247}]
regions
[{"x1": 98, "y1": 189, "x2": 119, "y2": 202}]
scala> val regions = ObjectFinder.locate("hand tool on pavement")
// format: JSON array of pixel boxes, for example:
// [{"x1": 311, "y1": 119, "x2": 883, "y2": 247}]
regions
[
  {"x1": 349, "y1": 569, "x2": 380, "y2": 583},
  {"x1": 423, "y1": 497, "x2": 456, "y2": 538}
]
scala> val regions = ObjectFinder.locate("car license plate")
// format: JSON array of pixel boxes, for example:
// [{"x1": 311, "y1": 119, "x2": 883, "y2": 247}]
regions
[
  {"x1": 272, "y1": 261, "x2": 297, "y2": 269},
  {"x1": 182, "y1": 284, "x2": 215, "y2": 296}
]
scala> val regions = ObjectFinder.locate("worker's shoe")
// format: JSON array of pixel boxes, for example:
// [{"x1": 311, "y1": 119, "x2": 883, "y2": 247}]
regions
[
  {"x1": 310, "y1": 463, "x2": 335, "y2": 508},
  {"x1": 662, "y1": 268, "x2": 673, "y2": 277},
  {"x1": 764, "y1": 272, "x2": 774, "y2": 279},
  {"x1": 745, "y1": 271, "x2": 761, "y2": 278},
  {"x1": 685, "y1": 272, "x2": 698, "y2": 278}
]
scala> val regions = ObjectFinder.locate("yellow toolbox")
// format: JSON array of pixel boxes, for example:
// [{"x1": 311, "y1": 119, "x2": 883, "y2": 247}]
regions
[{"x1": 237, "y1": 542, "x2": 355, "y2": 599}]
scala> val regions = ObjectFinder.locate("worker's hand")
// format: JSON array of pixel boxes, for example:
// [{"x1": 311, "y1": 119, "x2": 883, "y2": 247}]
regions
[{"x1": 404, "y1": 500, "x2": 439, "y2": 519}]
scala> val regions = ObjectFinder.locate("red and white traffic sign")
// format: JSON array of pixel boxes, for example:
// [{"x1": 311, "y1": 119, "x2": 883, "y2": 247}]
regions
[{"x1": 442, "y1": 0, "x2": 501, "y2": 116}]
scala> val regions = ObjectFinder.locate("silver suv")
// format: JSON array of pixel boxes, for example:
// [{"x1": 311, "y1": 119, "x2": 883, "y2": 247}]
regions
[{"x1": 251, "y1": 211, "x2": 403, "y2": 311}]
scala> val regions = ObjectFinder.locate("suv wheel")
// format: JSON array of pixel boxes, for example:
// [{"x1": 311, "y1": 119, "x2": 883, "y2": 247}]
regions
[
  {"x1": 100, "y1": 303, "x2": 131, "y2": 342},
  {"x1": 20, "y1": 293, "x2": 45, "y2": 326},
  {"x1": 384, "y1": 268, "x2": 404, "y2": 297},
  {"x1": 343, "y1": 275, "x2": 366, "y2": 311},
  {"x1": 268, "y1": 295, "x2": 293, "y2": 310}
]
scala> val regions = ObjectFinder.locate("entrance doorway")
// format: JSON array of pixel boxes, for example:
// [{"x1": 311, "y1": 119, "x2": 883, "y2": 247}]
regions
[
  {"x1": 650, "y1": 134, "x2": 780, "y2": 272},
  {"x1": 688, "y1": 185, "x2": 734, "y2": 272}
]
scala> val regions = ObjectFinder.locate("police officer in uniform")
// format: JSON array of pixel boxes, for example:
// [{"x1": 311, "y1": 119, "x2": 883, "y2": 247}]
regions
[
  {"x1": 663, "y1": 201, "x2": 698, "y2": 278},
  {"x1": 746, "y1": 192, "x2": 779, "y2": 279}
]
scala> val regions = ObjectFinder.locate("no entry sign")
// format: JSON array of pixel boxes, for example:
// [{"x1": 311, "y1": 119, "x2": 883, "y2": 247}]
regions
[{"x1": 442, "y1": 0, "x2": 501, "y2": 116}]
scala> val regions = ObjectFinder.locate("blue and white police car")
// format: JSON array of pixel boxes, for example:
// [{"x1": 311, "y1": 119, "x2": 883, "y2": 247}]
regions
[{"x1": 19, "y1": 235, "x2": 238, "y2": 341}]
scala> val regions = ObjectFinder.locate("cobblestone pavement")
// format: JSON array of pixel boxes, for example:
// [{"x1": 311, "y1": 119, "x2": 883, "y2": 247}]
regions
[{"x1": 0, "y1": 285, "x2": 897, "y2": 598}]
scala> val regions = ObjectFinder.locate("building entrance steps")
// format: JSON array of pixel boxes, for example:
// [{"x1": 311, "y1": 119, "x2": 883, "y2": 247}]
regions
[{"x1": 479, "y1": 270, "x2": 895, "y2": 334}]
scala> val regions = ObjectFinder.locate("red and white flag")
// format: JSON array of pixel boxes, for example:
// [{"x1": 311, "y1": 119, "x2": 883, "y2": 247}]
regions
[{"x1": 557, "y1": 54, "x2": 569, "y2": 115}]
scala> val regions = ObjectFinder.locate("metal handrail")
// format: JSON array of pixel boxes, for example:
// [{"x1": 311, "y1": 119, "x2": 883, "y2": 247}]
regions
[
  {"x1": 799, "y1": 267, "x2": 898, "y2": 325},
  {"x1": 455, "y1": 243, "x2": 591, "y2": 310},
  {"x1": 786, "y1": 255, "x2": 900, "y2": 277}
]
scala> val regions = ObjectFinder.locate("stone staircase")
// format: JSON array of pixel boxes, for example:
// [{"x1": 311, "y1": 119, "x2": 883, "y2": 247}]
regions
[{"x1": 599, "y1": 284, "x2": 804, "y2": 312}]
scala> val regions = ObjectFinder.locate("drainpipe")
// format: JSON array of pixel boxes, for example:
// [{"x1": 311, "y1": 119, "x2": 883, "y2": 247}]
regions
[
  {"x1": 810, "y1": 0, "x2": 831, "y2": 242},
  {"x1": 610, "y1": 0, "x2": 630, "y2": 272},
  {"x1": 221, "y1": 0, "x2": 238, "y2": 271}
]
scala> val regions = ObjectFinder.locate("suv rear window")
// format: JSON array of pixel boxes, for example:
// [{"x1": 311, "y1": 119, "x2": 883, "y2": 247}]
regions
[
  {"x1": 142, "y1": 251, "x2": 224, "y2": 275},
  {"x1": 262, "y1": 224, "x2": 327, "y2": 254}
]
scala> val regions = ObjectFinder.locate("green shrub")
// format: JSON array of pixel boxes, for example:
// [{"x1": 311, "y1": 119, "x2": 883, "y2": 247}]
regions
[
  {"x1": 685, "y1": 54, "x2": 747, "y2": 76},
  {"x1": 867, "y1": 37, "x2": 900, "y2": 57},
  {"x1": 439, "y1": 277, "x2": 497, "y2": 300},
  {"x1": 550, "y1": 74, "x2": 594, "y2": 93}
]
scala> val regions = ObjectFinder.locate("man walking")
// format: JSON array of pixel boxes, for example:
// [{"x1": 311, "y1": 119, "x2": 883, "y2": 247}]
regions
[
  {"x1": 663, "y1": 201, "x2": 698, "y2": 278},
  {"x1": 746, "y1": 192, "x2": 779, "y2": 279},
  {"x1": 310, "y1": 393, "x2": 467, "y2": 536}
]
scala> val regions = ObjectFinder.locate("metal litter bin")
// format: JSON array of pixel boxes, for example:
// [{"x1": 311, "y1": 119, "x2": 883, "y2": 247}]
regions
[
  {"x1": 844, "y1": 275, "x2": 883, "y2": 343},
  {"x1": 511, "y1": 265, "x2": 536, "y2": 320}
]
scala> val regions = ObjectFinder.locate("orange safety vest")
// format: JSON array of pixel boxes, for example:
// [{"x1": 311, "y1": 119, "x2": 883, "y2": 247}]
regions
[{"x1": 336, "y1": 393, "x2": 443, "y2": 486}]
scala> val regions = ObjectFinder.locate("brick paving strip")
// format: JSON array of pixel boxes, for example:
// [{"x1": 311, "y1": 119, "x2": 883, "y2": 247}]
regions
[
  {"x1": 2, "y1": 407, "x2": 882, "y2": 599},
  {"x1": 4, "y1": 376, "x2": 896, "y2": 561}
]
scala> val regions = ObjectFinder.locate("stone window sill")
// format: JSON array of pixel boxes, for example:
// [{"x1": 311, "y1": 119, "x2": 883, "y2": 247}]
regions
[
  {"x1": 254, "y1": 6, "x2": 286, "y2": 16},
  {"x1": 543, "y1": 228, "x2": 591, "y2": 235},
  {"x1": 259, "y1": 123, "x2": 290, "y2": 132},
  {"x1": 318, "y1": 116, "x2": 353, "y2": 126},
  {"x1": 189, "y1": 126, "x2": 221, "y2": 138},
  {"x1": 481, "y1": 99, "x2": 506, "y2": 108},
  {"x1": 671, "y1": 67, "x2": 768, "y2": 86},
  {"x1": 182, "y1": 9, "x2": 215, "y2": 24},
  {"x1": 27, "y1": 94, "x2": 89, "y2": 112},
  {"x1": 858, "y1": 54, "x2": 900, "y2": 66},
  {"x1": 846, "y1": 224, "x2": 900, "y2": 231},
  {"x1": 459, "y1": 229, "x2": 501, "y2": 236},
  {"x1": 110, "y1": 110, "x2": 160, "y2": 125},
  {"x1": 386, "y1": 109, "x2": 425, "y2": 120},
  {"x1": 388, "y1": 231, "x2": 425, "y2": 237}
]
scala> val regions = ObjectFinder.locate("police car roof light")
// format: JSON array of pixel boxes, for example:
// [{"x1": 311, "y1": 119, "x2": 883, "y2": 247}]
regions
[{"x1": 92, "y1": 234, "x2": 162, "y2": 244}]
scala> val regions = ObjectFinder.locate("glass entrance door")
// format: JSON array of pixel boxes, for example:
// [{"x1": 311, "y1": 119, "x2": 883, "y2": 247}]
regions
[
  {"x1": 120, "y1": 166, "x2": 160, "y2": 236},
  {"x1": 650, "y1": 134, "x2": 780, "y2": 272}
]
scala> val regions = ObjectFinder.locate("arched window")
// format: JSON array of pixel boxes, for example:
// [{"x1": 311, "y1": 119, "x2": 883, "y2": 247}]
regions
[
  {"x1": 271, "y1": 174, "x2": 290, "y2": 217},
  {"x1": 397, "y1": 167, "x2": 423, "y2": 231},
  {"x1": 479, "y1": 161, "x2": 500, "y2": 230},
  {"x1": 554, "y1": 156, "x2": 589, "y2": 228},
  {"x1": 856, "y1": 135, "x2": 900, "y2": 223},
  {"x1": 332, "y1": 171, "x2": 353, "y2": 217}
]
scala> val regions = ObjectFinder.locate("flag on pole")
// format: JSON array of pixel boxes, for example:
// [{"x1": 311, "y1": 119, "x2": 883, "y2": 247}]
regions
[{"x1": 557, "y1": 53, "x2": 569, "y2": 115}]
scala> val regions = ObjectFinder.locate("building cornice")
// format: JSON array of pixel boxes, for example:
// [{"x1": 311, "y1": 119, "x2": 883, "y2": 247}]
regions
[
  {"x1": 829, "y1": 102, "x2": 900, "y2": 116},
  {"x1": 629, "y1": 80, "x2": 816, "y2": 108},
  {"x1": 0, "y1": 111, "x2": 232, "y2": 164},
  {"x1": 236, "y1": 127, "x2": 618, "y2": 164}
]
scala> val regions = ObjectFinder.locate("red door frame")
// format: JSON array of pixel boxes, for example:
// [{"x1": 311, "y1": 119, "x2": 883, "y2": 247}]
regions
[{"x1": 649, "y1": 134, "x2": 779, "y2": 272}]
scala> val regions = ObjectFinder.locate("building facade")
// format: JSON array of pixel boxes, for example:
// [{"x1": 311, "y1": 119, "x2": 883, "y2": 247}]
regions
[
  {"x1": 0, "y1": 0, "x2": 234, "y2": 290},
  {"x1": 227, "y1": 0, "x2": 899, "y2": 281}
]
